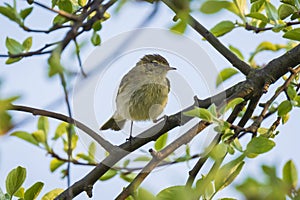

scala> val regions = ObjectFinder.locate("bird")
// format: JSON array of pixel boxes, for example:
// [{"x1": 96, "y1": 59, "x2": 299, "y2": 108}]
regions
[{"x1": 100, "y1": 54, "x2": 176, "y2": 139}]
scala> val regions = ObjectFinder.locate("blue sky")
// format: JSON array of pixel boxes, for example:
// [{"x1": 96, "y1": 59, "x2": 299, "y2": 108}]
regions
[{"x1": 0, "y1": 0, "x2": 299, "y2": 199}]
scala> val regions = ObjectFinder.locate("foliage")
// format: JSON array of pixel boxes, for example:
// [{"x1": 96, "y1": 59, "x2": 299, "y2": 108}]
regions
[{"x1": 0, "y1": 0, "x2": 300, "y2": 199}]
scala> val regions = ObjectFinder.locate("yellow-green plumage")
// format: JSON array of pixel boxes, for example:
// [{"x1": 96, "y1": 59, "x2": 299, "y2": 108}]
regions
[{"x1": 100, "y1": 54, "x2": 175, "y2": 131}]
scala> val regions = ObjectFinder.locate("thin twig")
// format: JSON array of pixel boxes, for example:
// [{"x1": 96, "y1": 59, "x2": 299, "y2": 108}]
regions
[
  {"x1": 32, "y1": 0, "x2": 79, "y2": 21},
  {"x1": 160, "y1": 0, "x2": 252, "y2": 75}
]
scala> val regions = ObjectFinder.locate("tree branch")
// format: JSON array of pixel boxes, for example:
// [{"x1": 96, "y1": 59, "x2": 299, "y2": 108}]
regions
[
  {"x1": 9, "y1": 104, "x2": 115, "y2": 152},
  {"x1": 115, "y1": 121, "x2": 210, "y2": 200},
  {"x1": 160, "y1": 0, "x2": 252, "y2": 76}
]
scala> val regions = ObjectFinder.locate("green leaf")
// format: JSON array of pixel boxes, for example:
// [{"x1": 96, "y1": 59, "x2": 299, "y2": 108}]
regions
[
  {"x1": 216, "y1": 68, "x2": 238, "y2": 86},
  {"x1": 6, "y1": 37, "x2": 24, "y2": 54},
  {"x1": 135, "y1": 188, "x2": 156, "y2": 200},
  {"x1": 88, "y1": 142, "x2": 96, "y2": 160},
  {"x1": 38, "y1": 116, "x2": 49, "y2": 135},
  {"x1": 32, "y1": 130, "x2": 46, "y2": 143},
  {"x1": 215, "y1": 156, "x2": 245, "y2": 191},
  {"x1": 14, "y1": 187, "x2": 25, "y2": 198},
  {"x1": 184, "y1": 107, "x2": 213, "y2": 122},
  {"x1": 5, "y1": 57, "x2": 22, "y2": 64},
  {"x1": 210, "y1": 21, "x2": 235, "y2": 37},
  {"x1": 120, "y1": 173, "x2": 137, "y2": 182},
  {"x1": 92, "y1": 20, "x2": 102, "y2": 31},
  {"x1": 99, "y1": 169, "x2": 118, "y2": 181},
  {"x1": 20, "y1": 7, "x2": 33, "y2": 20},
  {"x1": 0, "y1": 6, "x2": 21, "y2": 24},
  {"x1": 133, "y1": 156, "x2": 151, "y2": 162},
  {"x1": 41, "y1": 188, "x2": 63, "y2": 200},
  {"x1": 24, "y1": 182, "x2": 44, "y2": 200},
  {"x1": 223, "y1": 98, "x2": 244, "y2": 113},
  {"x1": 287, "y1": 85, "x2": 297, "y2": 100},
  {"x1": 157, "y1": 186, "x2": 196, "y2": 200},
  {"x1": 200, "y1": 1, "x2": 239, "y2": 16},
  {"x1": 277, "y1": 100, "x2": 292, "y2": 117},
  {"x1": 246, "y1": 12, "x2": 268, "y2": 22},
  {"x1": 53, "y1": 15, "x2": 68, "y2": 25},
  {"x1": 91, "y1": 32, "x2": 101, "y2": 46},
  {"x1": 22, "y1": 37, "x2": 32, "y2": 52},
  {"x1": 210, "y1": 143, "x2": 228, "y2": 160},
  {"x1": 6, "y1": 166, "x2": 26, "y2": 196},
  {"x1": 278, "y1": 4, "x2": 296, "y2": 19},
  {"x1": 283, "y1": 28, "x2": 300, "y2": 41},
  {"x1": 170, "y1": 20, "x2": 187, "y2": 34},
  {"x1": 154, "y1": 133, "x2": 168, "y2": 151},
  {"x1": 281, "y1": 0, "x2": 296, "y2": 6},
  {"x1": 250, "y1": 0, "x2": 265, "y2": 12},
  {"x1": 58, "y1": 0, "x2": 73, "y2": 13},
  {"x1": 265, "y1": 2, "x2": 279, "y2": 22},
  {"x1": 245, "y1": 136, "x2": 275, "y2": 157},
  {"x1": 229, "y1": 45, "x2": 244, "y2": 60},
  {"x1": 53, "y1": 122, "x2": 68, "y2": 140},
  {"x1": 76, "y1": 153, "x2": 94, "y2": 163},
  {"x1": 283, "y1": 160, "x2": 298, "y2": 188},
  {"x1": 50, "y1": 158, "x2": 65, "y2": 172},
  {"x1": 11, "y1": 131, "x2": 39, "y2": 146},
  {"x1": 63, "y1": 133, "x2": 78, "y2": 152},
  {"x1": 78, "y1": 0, "x2": 87, "y2": 7},
  {"x1": 48, "y1": 47, "x2": 64, "y2": 77}
]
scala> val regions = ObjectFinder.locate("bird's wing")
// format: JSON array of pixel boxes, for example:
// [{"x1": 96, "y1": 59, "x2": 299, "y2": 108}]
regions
[{"x1": 166, "y1": 77, "x2": 171, "y2": 93}]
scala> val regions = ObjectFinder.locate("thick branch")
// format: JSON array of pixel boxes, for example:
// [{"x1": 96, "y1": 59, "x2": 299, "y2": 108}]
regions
[{"x1": 161, "y1": 0, "x2": 252, "y2": 75}]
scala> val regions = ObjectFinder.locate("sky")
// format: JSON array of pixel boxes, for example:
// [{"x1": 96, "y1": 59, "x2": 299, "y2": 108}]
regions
[{"x1": 0, "y1": 0, "x2": 299, "y2": 199}]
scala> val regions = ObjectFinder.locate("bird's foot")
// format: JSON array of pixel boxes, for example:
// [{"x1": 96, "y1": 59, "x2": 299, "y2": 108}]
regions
[{"x1": 153, "y1": 115, "x2": 167, "y2": 123}]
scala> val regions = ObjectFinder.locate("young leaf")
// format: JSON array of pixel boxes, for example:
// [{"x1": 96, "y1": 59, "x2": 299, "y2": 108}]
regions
[
  {"x1": 78, "y1": 0, "x2": 87, "y2": 7},
  {"x1": 53, "y1": 122, "x2": 68, "y2": 140},
  {"x1": 157, "y1": 186, "x2": 195, "y2": 200},
  {"x1": 283, "y1": 28, "x2": 300, "y2": 41},
  {"x1": 41, "y1": 188, "x2": 64, "y2": 200},
  {"x1": 184, "y1": 107, "x2": 213, "y2": 122},
  {"x1": 6, "y1": 166, "x2": 26, "y2": 196},
  {"x1": 11, "y1": 131, "x2": 39, "y2": 146},
  {"x1": 38, "y1": 116, "x2": 49, "y2": 135},
  {"x1": 216, "y1": 68, "x2": 238, "y2": 87},
  {"x1": 200, "y1": 1, "x2": 239, "y2": 16},
  {"x1": 48, "y1": 47, "x2": 64, "y2": 77},
  {"x1": 50, "y1": 158, "x2": 65, "y2": 172},
  {"x1": 20, "y1": 7, "x2": 33, "y2": 20},
  {"x1": 58, "y1": 0, "x2": 73, "y2": 13},
  {"x1": 170, "y1": 20, "x2": 187, "y2": 34},
  {"x1": 210, "y1": 21, "x2": 235, "y2": 37},
  {"x1": 5, "y1": 57, "x2": 22, "y2": 65},
  {"x1": 282, "y1": 160, "x2": 298, "y2": 189},
  {"x1": 88, "y1": 142, "x2": 96, "y2": 160},
  {"x1": 120, "y1": 172, "x2": 137, "y2": 182},
  {"x1": 99, "y1": 169, "x2": 118, "y2": 181},
  {"x1": 222, "y1": 98, "x2": 244, "y2": 113},
  {"x1": 278, "y1": 4, "x2": 296, "y2": 20},
  {"x1": 229, "y1": 45, "x2": 244, "y2": 60},
  {"x1": 245, "y1": 12, "x2": 268, "y2": 22},
  {"x1": 135, "y1": 188, "x2": 156, "y2": 200},
  {"x1": 154, "y1": 133, "x2": 168, "y2": 151},
  {"x1": 277, "y1": 100, "x2": 292, "y2": 117},
  {"x1": 250, "y1": 0, "x2": 265, "y2": 12},
  {"x1": 22, "y1": 37, "x2": 32, "y2": 52},
  {"x1": 6, "y1": 37, "x2": 24, "y2": 54},
  {"x1": 245, "y1": 136, "x2": 275, "y2": 157},
  {"x1": 32, "y1": 130, "x2": 46, "y2": 144},
  {"x1": 91, "y1": 31, "x2": 101, "y2": 46},
  {"x1": 24, "y1": 182, "x2": 44, "y2": 200},
  {"x1": 215, "y1": 158, "x2": 245, "y2": 191},
  {"x1": 265, "y1": 2, "x2": 279, "y2": 22}
]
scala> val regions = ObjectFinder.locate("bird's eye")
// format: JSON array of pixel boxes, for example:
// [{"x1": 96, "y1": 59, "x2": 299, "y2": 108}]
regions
[{"x1": 152, "y1": 60, "x2": 159, "y2": 66}]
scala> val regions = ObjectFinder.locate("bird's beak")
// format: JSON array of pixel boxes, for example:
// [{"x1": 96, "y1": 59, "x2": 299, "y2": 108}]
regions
[{"x1": 169, "y1": 66, "x2": 177, "y2": 70}]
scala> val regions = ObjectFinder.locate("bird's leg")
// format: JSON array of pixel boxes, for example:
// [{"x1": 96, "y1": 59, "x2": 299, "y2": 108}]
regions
[
  {"x1": 126, "y1": 120, "x2": 134, "y2": 142},
  {"x1": 153, "y1": 115, "x2": 167, "y2": 123}
]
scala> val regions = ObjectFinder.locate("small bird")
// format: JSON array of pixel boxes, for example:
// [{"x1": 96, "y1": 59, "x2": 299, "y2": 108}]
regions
[{"x1": 100, "y1": 54, "x2": 176, "y2": 139}]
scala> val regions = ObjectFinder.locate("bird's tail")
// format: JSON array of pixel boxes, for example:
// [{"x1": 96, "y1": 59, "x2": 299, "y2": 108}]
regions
[{"x1": 100, "y1": 117, "x2": 126, "y2": 131}]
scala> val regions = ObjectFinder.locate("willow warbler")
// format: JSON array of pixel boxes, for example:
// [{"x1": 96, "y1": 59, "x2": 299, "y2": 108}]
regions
[{"x1": 100, "y1": 54, "x2": 176, "y2": 137}]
